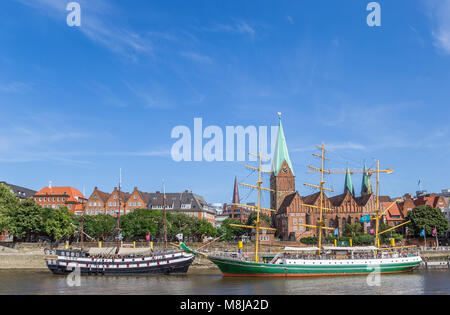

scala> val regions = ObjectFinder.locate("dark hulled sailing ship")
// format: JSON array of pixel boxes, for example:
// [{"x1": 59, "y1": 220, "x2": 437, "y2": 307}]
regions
[{"x1": 44, "y1": 176, "x2": 195, "y2": 275}]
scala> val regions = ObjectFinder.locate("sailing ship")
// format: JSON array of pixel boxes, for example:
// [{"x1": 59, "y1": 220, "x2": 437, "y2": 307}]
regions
[
  {"x1": 44, "y1": 175, "x2": 195, "y2": 275},
  {"x1": 180, "y1": 114, "x2": 422, "y2": 277}
]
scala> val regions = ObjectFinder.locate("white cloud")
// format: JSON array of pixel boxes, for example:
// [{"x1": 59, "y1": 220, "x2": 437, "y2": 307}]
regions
[
  {"x1": 0, "y1": 82, "x2": 31, "y2": 93},
  {"x1": 15, "y1": 0, "x2": 153, "y2": 59},
  {"x1": 425, "y1": 0, "x2": 450, "y2": 54},
  {"x1": 179, "y1": 51, "x2": 213, "y2": 64}
]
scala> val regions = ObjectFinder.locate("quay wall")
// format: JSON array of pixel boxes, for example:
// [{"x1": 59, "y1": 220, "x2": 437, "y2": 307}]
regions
[{"x1": 1, "y1": 242, "x2": 450, "y2": 270}]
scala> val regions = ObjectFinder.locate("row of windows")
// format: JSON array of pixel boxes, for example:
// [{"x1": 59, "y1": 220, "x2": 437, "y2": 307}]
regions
[
  {"x1": 86, "y1": 209, "x2": 131, "y2": 215},
  {"x1": 36, "y1": 197, "x2": 65, "y2": 202},
  {"x1": 42, "y1": 204, "x2": 71, "y2": 209}
]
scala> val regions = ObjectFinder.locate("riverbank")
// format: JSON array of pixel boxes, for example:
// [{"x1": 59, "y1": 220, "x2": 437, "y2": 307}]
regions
[{"x1": 1, "y1": 244, "x2": 449, "y2": 272}]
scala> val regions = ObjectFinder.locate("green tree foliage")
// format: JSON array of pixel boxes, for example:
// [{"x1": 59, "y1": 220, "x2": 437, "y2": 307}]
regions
[
  {"x1": 193, "y1": 219, "x2": 217, "y2": 239},
  {"x1": 217, "y1": 218, "x2": 245, "y2": 241},
  {"x1": 0, "y1": 183, "x2": 20, "y2": 231},
  {"x1": 343, "y1": 223, "x2": 363, "y2": 237},
  {"x1": 406, "y1": 205, "x2": 449, "y2": 237},
  {"x1": 169, "y1": 212, "x2": 195, "y2": 238},
  {"x1": 245, "y1": 212, "x2": 273, "y2": 228},
  {"x1": 7, "y1": 199, "x2": 43, "y2": 241},
  {"x1": 121, "y1": 209, "x2": 159, "y2": 239},
  {"x1": 41, "y1": 207, "x2": 76, "y2": 241}
]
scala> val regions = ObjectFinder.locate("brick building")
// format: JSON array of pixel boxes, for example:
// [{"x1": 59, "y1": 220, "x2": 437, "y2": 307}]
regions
[
  {"x1": 84, "y1": 187, "x2": 216, "y2": 225},
  {"x1": 33, "y1": 184, "x2": 87, "y2": 215},
  {"x1": 85, "y1": 187, "x2": 111, "y2": 216},
  {"x1": 271, "y1": 116, "x2": 390, "y2": 241}
]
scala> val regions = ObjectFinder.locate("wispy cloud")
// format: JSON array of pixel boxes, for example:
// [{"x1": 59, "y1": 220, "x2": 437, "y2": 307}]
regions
[
  {"x1": 179, "y1": 51, "x2": 213, "y2": 63},
  {"x1": 0, "y1": 81, "x2": 32, "y2": 93},
  {"x1": 197, "y1": 19, "x2": 256, "y2": 38},
  {"x1": 424, "y1": 0, "x2": 450, "y2": 54},
  {"x1": 15, "y1": 0, "x2": 153, "y2": 59}
]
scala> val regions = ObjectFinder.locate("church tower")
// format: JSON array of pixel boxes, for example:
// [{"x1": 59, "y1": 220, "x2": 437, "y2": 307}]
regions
[
  {"x1": 344, "y1": 167, "x2": 355, "y2": 196},
  {"x1": 270, "y1": 113, "x2": 295, "y2": 211}
]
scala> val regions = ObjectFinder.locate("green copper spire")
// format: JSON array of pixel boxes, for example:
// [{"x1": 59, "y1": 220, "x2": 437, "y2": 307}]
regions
[
  {"x1": 344, "y1": 168, "x2": 354, "y2": 196},
  {"x1": 361, "y1": 164, "x2": 370, "y2": 195},
  {"x1": 272, "y1": 113, "x2": 294, "y2": 176}
]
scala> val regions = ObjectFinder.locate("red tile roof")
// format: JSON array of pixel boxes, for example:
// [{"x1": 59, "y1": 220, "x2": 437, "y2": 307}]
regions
[{"x1": 35, "y1": 186, "x2": 86, "y2": 202}]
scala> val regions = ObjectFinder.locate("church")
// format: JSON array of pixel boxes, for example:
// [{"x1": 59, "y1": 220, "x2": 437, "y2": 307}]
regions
[{"x1": 270, "y1": 116, "x2": 390, "y2": 241}]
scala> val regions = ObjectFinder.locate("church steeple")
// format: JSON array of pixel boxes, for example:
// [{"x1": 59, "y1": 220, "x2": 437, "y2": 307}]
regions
[
  {"x1": 270, "y1": 113, "x2": 296, "y2": 212},
  {"x1": 344, "y1": 168, "x2": 355, "y2": 196},
  {"x1": 272, "y1": 113, "x2": 294, "y2": 176},
  {"x1": 361, "y1": 164, "x2": 370, "y2": 195},
  {"x1": 232, "y1": 176, "x2": 240, "y2": 204}
]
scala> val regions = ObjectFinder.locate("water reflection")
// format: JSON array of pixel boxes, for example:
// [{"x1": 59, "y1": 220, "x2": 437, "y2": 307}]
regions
[{"x1": 0, "y1": 270, "x2": 448, "y2": 295}]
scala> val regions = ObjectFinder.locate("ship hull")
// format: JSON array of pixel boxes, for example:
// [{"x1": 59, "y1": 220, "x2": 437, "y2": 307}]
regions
[
  {"x1": 209, "y1": 256, "x2": 422, "y2": 277},
  {"x1": 45, "y1": 250, "x2": 195, "y2": 276}
]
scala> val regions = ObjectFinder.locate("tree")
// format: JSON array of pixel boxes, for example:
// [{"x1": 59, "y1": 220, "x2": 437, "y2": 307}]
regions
[
  {"x1": 193, "y1": 219, "x2": 217, "y2": 239},
  {"x1": 217, "y1": 218, "x2": 245, "y2": 241},
  {"x1": 41, "y1": 207, "x2": 76, "y2": 241},
  {"x1": 246, "y1": 212, "x2": 273, "y2": 228},
  {"x1": 121, "y1": 209, "x2": 159, "y2": 239},
  {"x1": 406, "y1": 205, "x2": 449, "y2": 237},
  {"x1": 95, "y1": 214, "x2": 116, "y2": 240},
  {"x1": 0, "y1": 183, "x2": 20, "y2": 232},
  {"x1": 7, "y1": 199, "x2": 43, "y2": 241},
  {"x1": 343, "y1": 223, "x2": 363, "y2": 237},
  {"x1": 169, "y1": 212, "x2": 195, "y2": 239}
]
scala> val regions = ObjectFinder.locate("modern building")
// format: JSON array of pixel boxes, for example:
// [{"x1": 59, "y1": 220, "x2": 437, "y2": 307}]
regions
[
  {"x1": 33, "y1": 184, "x2": 87, "y2": 215},
  {"x1": 0, "y1": 181, "x2": 36, "y2": 200},
  {"x1": 210, "y1": 203, "x2": 224, "y2": 215}
]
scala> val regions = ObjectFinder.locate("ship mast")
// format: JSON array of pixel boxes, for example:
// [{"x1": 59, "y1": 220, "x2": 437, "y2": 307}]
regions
[
  {"x1": 163, "y1": 180, "x2": 167, "y2": 252},
  {"x1": 116, "y1": 168, "x2": 122, "y2": 255},
  {"x1": 229, "y1": 151, "x2": 277, "y2": 263},
  {"x1": 298, "y1": 143, "x2": 336, "y2": 255}
]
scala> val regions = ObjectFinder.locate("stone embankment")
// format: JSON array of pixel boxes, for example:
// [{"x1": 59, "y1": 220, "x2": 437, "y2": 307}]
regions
[{"x1": 1, "y1": 242, "x2": 449, "y2": 271}]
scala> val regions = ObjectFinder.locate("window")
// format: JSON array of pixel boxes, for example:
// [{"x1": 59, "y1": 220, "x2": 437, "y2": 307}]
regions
[
  {"x1": 134, "y1": 195, "x2": 137, "y2": 200},
  {"x1": 44, "y1": 197, "x2": 47, "y2": 201},
  {"x1": 89, "y1": 202, "x2": 92, "y2": 206}
]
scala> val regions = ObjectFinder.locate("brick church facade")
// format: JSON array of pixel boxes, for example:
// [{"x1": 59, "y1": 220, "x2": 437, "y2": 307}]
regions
[{"x1": 271, "y1": 116, "x2": 387, "y2": 241}]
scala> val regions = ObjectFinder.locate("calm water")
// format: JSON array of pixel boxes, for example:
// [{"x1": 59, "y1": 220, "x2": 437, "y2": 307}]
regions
[{"x1": 0, "y1": 269, "x2": 448, "y2": 295}]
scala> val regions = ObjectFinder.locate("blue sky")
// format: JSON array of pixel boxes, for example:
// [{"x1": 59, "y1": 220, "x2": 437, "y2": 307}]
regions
[{"x1": 0, "y1": 0, "x2": 449, "y2": 207}]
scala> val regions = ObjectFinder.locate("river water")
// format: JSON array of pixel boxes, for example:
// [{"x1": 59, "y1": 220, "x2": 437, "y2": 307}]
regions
[{"x1": 0, "y1": 269, "x2": 448, "y2": 295}]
